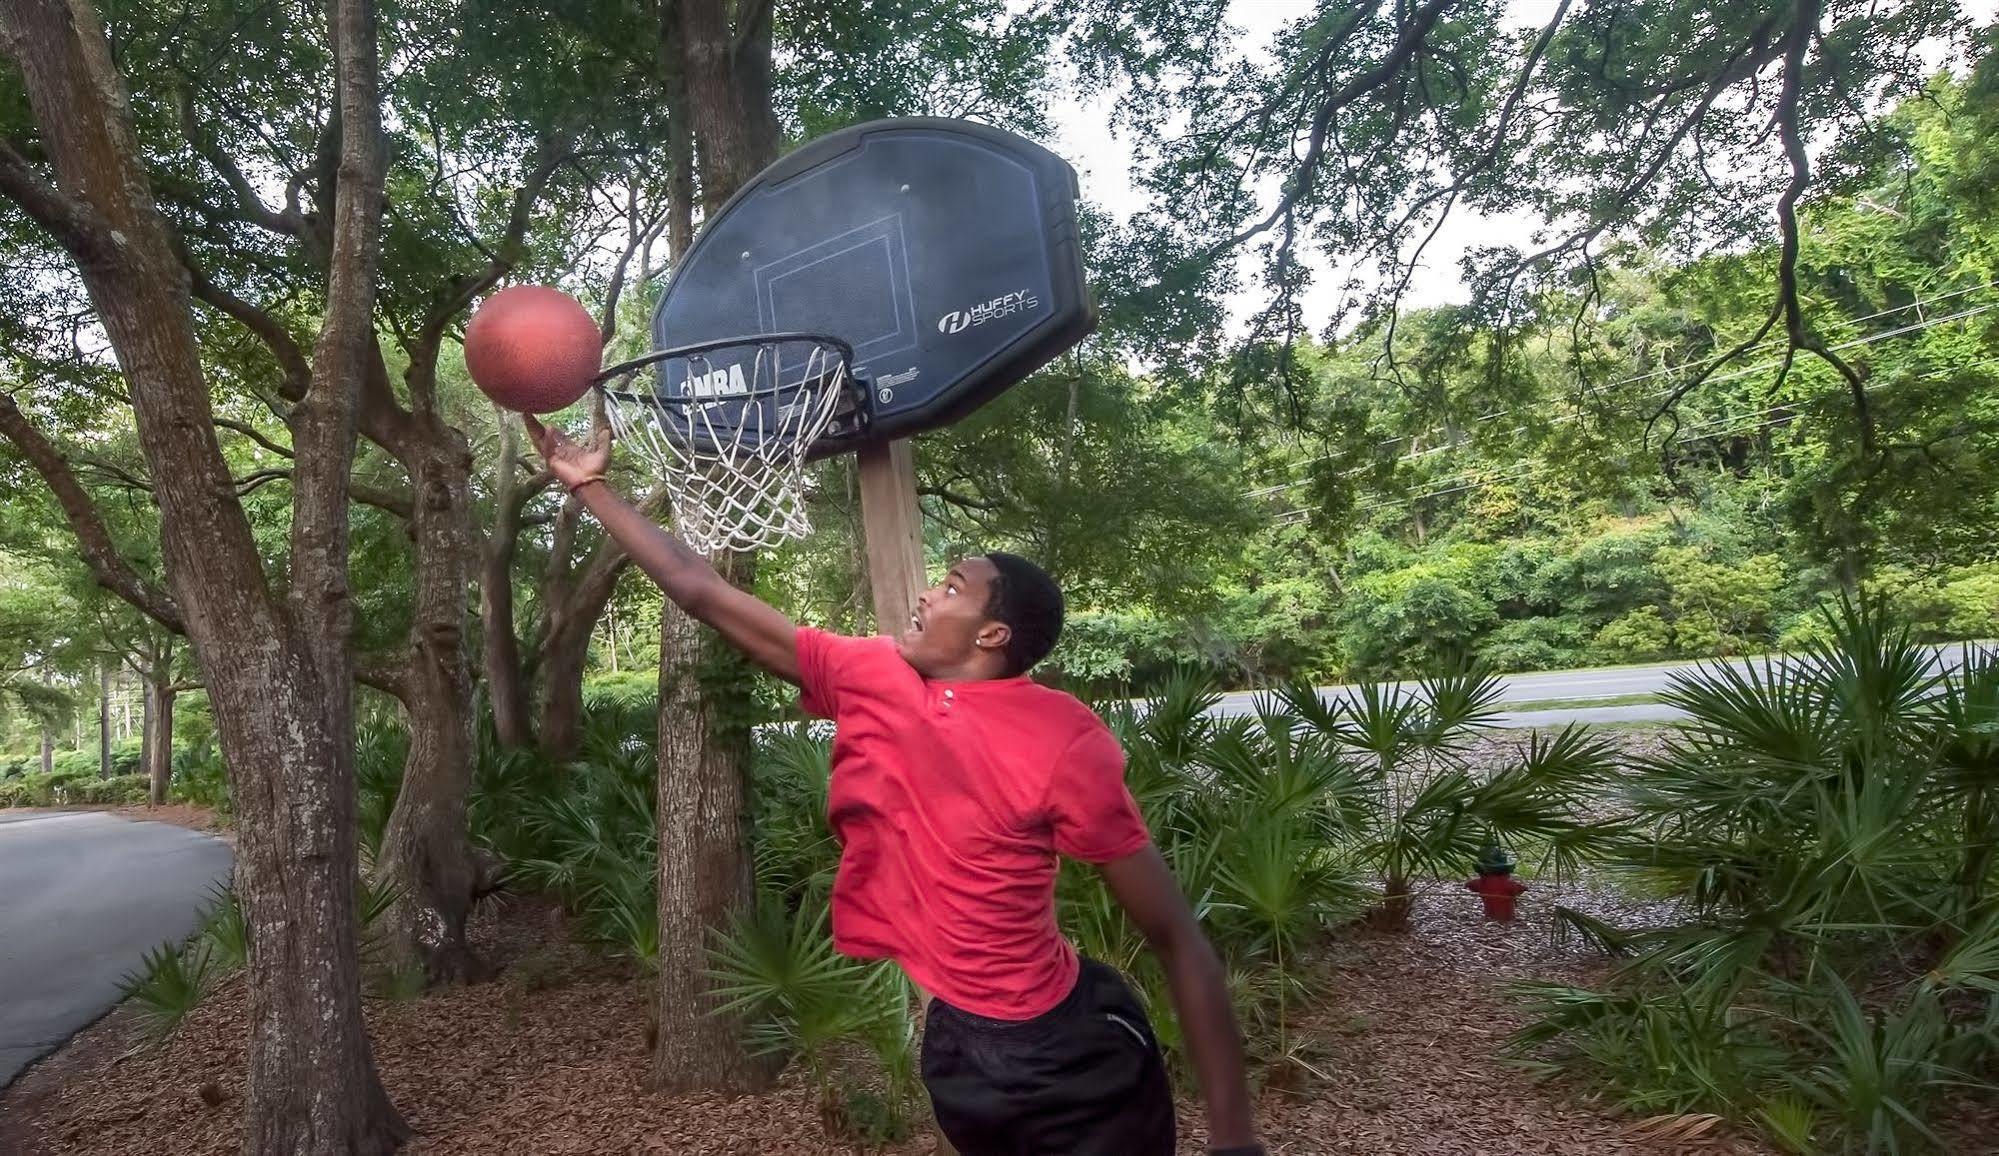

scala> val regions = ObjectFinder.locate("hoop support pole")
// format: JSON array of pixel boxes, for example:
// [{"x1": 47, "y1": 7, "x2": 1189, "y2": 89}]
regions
[{"x1": 857, "y1": 438, "x2": 925, "y2": 635}]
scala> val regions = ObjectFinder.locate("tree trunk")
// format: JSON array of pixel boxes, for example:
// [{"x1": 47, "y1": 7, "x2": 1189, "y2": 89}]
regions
[
  {"x1": 140, "y1": 641, "x2": 176, "y2": 806},
  {"x1": 650, "y1": 0, "x2": 780, "y2": 1094},
  {"x1": 147, "y1": 683, "x2": 174, "y2": 807},
  {"x1": 40, "y1": 726, "x2": 53, "y2": 776},
  {"x1": 97, "y1": 655, "x2": 111, "y2": 778},
  {"x1": 652, "y1": 552, "x2": 765, "y2": 1093},
  {"x1": 375, "y1": 419, "x2": 481, "y2": 983},
  {"x1": 139, "y1": 672, "x2": 153, "y2": 788},
  {"x1": 0, "y1": 0, "x2": 407, "y2": 1149},
  {"x1": 536, "y1": 528, "x2": 641, "y2": 761},
  {"x1": 1370, "y1": 873, "x2": 1415, "y2": 931},
  {"x1": 676, "y1": 0, "x2": 776, "y2": 217},
  {"x1": 481, "y1": 417, "x2": 536, "y2": 749},
  {"x1": 538, "y1": 617, "x2": 594, "y2": 761}
]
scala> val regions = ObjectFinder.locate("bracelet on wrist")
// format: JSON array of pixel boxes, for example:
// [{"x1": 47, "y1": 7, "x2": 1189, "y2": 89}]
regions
[{"x1": 566, "y1": 474, "x2": 606, "y2": 495}]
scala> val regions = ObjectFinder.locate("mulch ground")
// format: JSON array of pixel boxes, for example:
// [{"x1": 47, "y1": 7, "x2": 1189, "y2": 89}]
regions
[{"x1": 1, "y1": 881, "x2": 1784, "y2": 1156}]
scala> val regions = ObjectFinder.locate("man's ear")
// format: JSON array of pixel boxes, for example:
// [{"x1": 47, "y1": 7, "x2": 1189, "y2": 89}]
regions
[{"x1": 976, "y1": 621, "x2": 1012, "y2": 653}]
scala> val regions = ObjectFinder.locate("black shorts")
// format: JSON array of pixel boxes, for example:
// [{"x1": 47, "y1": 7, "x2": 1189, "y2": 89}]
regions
[{"x1": 920, "y1": 957, "x2": 1175, "y2": 1156}]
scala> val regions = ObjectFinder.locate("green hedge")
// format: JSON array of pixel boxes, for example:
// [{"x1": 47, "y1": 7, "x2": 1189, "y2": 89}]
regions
[{"x1": 0, "y1": 770, "x2": 149, "y2": 808}]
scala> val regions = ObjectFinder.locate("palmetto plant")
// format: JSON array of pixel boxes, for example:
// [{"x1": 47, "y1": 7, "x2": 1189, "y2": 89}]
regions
[
  {"x1": 199, "y1": 881, "x2": 250, "y2": 972},
  {"x1": 1512, "y1": 600, "x2": 1999, "y2": 1153},
  {"x1": 707, "y1": 900, "x2": 920, "y2": 1141},
  {"x1": 1279, "y1": 665, "x2": 1621, "y2": 928},
  {"x1": 354, "y1": 718, "x2": 409, "y2": 864},
  {"x1": 749, "y1": 726, "x2": 840, "y2": 903},
  {"x1": 119, "y1": 940, "x2": 217, "y2": 1042}
]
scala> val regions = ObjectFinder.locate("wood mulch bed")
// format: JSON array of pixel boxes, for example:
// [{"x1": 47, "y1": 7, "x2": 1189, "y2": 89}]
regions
[{"x1": 2, "y1": 880, "x2": 1784, "y2": 1155}]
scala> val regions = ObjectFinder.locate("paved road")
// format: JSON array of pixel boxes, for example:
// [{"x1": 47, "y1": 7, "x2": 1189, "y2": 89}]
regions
[
  {"x1": 0, "y1": 811, "x2": 231, "y2": 1088},
  {"x1": 1208, "y1": 642, "x2": 1987, "y2": 728}
]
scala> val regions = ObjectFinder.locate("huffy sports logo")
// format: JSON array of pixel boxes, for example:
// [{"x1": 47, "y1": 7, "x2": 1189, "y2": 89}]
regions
[
  {"x1": 937, "y1": 289, "x2": 1041, "y2": 335},
  {"x1": 681, "y1": 362, "x2": 751, "y2": 398}
]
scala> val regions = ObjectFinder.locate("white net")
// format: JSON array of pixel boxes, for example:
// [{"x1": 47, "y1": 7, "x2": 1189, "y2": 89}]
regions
[{"x1": 599, "y1": 339, "x2": 852, "y2": 554}]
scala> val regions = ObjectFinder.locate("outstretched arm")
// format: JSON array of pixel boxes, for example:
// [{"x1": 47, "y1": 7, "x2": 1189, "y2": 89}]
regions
[
  {"x1": 1098, "y1": 847, "x2": 1259, "y2": 1154},
  {"x1": 524, "y1": 415, "x2": 799, "y2": 684}
]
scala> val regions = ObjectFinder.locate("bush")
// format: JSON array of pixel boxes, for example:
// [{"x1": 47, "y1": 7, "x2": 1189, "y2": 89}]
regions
[
  {"x1": 0, "y1": 769, "x2": 146, "y2": 806},
  {"x1": 472, "y1": 693, "x2": 659, "y2": 967},
  {"x1": 1482, "y1": 616, "x2": 1591, "y2": 672},
  {"x1": 1594, "y1": 606, "x2": 1673, "y2": 661},
  {"x1": 48, "y1": 736, "x2": 144, "y2": 780},
  {"x1": 75, "y1": 773, "x2": 148, "y2": 805},
  {"x1": 355, "y1": 720, "x2": 409, "y2": 863},
  {"x1": 1510, "y1": 599, "x2": 1999, "y2": 1152},
  {"x1": 1045, "y1": 612, "x2": 1253, "y2": 696},
  {"x1": 169, "y1": 738, "x2": 230, "y2": 812},
  {"x1": 119, "y1": 941, "x2": 217, "y2": 1043}
]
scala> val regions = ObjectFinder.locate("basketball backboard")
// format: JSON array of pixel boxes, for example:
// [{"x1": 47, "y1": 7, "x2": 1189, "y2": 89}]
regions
[{"x1": 644, "y1": 117, "x2": 1096, "y2": 456}]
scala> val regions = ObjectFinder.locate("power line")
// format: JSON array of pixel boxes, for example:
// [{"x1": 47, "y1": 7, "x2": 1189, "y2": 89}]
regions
[
  {"x1": 1250, "y1": 293, "x2": 1999, "y2": 501},
  {"x1": 1246, "y1": 281, "x2": 1999, "y2": 497}
]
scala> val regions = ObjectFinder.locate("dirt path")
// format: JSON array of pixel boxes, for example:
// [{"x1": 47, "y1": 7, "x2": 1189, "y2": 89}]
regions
[{"x1": 0, "y1": 887, "x2": 1759, "y2": 1155}]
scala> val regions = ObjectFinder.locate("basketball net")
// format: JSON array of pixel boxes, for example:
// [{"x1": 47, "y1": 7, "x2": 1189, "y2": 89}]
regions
[{"x1": 597, "y1": 339, "x2": 853, "y2": 554}]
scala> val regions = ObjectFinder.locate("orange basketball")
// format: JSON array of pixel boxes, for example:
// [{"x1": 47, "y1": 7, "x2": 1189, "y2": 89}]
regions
[{"x1": 463, "y1": 286, "x2": 603, "y2": 413}]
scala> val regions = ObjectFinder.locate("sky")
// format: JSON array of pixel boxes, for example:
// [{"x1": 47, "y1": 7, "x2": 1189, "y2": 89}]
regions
[{"x1": 1042, "y1": 0, "x2": 1998, "y2": 329}]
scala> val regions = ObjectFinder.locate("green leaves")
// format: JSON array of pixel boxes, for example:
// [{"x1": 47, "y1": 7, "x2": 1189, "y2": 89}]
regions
[
  {"x1": 1515, "y1": 598, "x2": 1999, "y2": 1152},
  {"x1": 119, "y1": 941, "x2": 218, "y2": 1044},
  {"x1": 706, "y1": 900, "x2": 921, "y2": 1139}
]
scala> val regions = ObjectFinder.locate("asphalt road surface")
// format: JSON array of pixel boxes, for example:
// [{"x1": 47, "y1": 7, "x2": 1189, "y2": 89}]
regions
[
  {"x1": 0, "y1": 811, "x2": 231, "y2": 1088},
  {"x1": 1207, "y1": 642, "x2": 1985, "y2": 728}
]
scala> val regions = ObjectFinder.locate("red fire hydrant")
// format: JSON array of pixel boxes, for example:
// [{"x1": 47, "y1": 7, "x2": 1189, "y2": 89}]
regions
[{"x1": 1468, "y1": 845, "x2": 1525, "y2": 921}]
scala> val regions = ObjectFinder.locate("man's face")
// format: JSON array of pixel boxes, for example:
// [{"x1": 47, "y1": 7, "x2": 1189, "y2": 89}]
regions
[{"x1": 895, "y1": 556, "x2": 1009, "y2": 677}]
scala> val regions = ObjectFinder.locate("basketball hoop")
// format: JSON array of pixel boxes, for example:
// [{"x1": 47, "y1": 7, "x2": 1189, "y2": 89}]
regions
[{"x1": 594, "y1": 334, "x2": 866, "y2": 554}]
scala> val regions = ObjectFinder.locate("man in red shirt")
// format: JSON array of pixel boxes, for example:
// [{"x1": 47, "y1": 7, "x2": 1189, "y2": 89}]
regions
[{"x1": 527, "y1": 417, "x2": 1261, "y2": 1155}]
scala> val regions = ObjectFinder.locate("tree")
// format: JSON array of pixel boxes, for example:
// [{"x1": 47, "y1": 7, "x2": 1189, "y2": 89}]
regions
[
  {"x1": 0, "y1": 555, "x2": 76, "y2": 761},
  {"x1": 1100, "y1": 2, "x2": 1973, "y2": 448},
  {"x1": 645, "y1": 0, "x2": 779, "y2": 1096},
  {"x1": 24, "y1": 0, "x2": 668, "y2": 982},
  {"x1": 0, "y1": 0, "x2": 407, "y2": 1149}
]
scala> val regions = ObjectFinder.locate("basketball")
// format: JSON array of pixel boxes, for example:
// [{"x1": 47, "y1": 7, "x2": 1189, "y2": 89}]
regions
[{"x1": 463, "y1": 285, "x2": 603, "y2": 413}]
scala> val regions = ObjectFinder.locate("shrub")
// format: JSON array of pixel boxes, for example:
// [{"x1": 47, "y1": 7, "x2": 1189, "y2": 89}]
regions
[
  {"x1": 1482, "y1": 616, "x2": 1591, "y2": 673},
  {"x1": 169, "y1": 738, "x2": 231, "y2": 812},
  {"x1": 119, "y1": 941, "x2": 217, "y2": 1043},
  {"x1": 75, "y1": 773, "x2": 148, "y2": 805},
  {"x1": 355, "y1": 720, "x2": 409, "y2": 863},
  {"x1": 199, "y1": 883, "x2": 250, "y2": 972},
  {"x1": 1510, "y1": 599, "x2": 1999, "y2": 1152},
  {"x1": 0, "y1": 769, "x2": 146, "y2": 806},
  {"x1": 708, "y1": 902, "x2": 920, "y2": 1142},
  {"x1": 1595, "y1": 606, "x2": 1673, "y2": 661}
]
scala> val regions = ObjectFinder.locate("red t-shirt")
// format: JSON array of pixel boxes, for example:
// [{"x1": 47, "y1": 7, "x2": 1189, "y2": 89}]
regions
[{"x1": 795, "y1": 627, "x2": 1151, "y2": 1020}]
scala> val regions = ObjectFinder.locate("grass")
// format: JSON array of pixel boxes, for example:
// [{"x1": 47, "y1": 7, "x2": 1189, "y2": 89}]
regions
[{"x1": 1500, "y1": 692, "x2": 1664, "y2": 713}]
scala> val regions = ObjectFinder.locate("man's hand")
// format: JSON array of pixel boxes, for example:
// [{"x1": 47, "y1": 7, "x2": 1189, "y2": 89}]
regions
[
  {"x1": 522, "y1": 414, "x2": 610, "y2": 492},
  {"x1": 520, "y1": 412, "x2": 802, "y2": 683}
]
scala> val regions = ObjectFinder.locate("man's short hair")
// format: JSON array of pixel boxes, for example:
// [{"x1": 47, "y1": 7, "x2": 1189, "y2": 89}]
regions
[{"x1": 982, "y1": 552, "x2": 1064, "y2": 677}]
